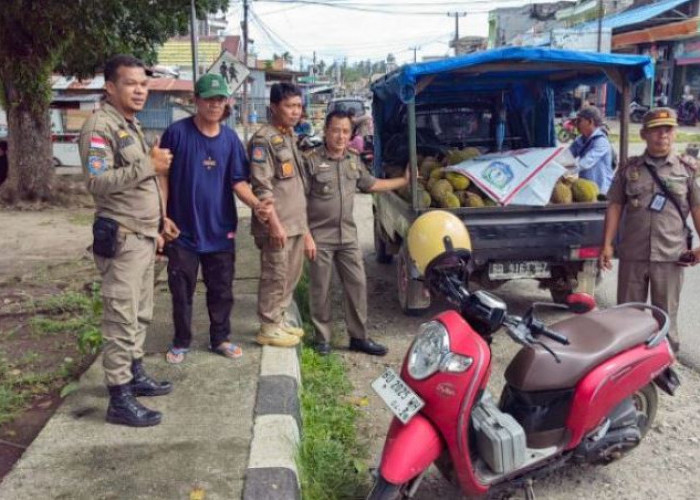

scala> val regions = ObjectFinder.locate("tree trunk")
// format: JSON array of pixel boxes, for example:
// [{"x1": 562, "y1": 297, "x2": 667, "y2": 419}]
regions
[{"x1": 1, "y1": 102, "x2": 55, "y2": 202}]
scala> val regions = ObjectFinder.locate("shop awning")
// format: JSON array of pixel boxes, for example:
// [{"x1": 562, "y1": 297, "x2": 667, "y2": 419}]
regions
[
  {"x1": 577, "y1": 0, "x2": 692, "y2": 32},
  {"x1": 613, "y1": 16, "x2": 700, "y2": 48}
]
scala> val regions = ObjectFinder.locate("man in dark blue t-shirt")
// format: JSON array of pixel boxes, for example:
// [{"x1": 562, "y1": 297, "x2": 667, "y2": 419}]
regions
[{"x1": 159, "y1": 74, "x2": 271, "y2": 363}]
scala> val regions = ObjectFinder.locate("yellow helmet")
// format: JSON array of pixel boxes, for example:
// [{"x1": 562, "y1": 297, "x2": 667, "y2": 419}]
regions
[{"x1": 406, "y1": 210, "x2": 472, "y2": 276}]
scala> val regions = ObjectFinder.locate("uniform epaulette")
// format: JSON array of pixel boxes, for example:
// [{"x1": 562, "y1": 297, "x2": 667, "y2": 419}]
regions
[
  {"x1": 347, "y1": 146, "x2": 361, "y2": 156},
  {"x1": 302, "y1": 148, "x2": 316, "y2": 159},
  {"x1": 679, "y1": 153, "x2": 698, "y2": 172},
  {"x1": 620, "y1": 155, "x2": 643, "y2": 171}
]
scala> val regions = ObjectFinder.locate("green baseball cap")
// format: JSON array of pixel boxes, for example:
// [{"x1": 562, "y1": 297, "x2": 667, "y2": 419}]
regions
[{"x1": 195, "y1": 74, "x2": 230, "y2": 98}]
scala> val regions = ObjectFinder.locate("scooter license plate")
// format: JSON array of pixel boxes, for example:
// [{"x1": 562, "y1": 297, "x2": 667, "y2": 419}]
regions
[
  {"x1": 371, "y1": 368, "x2": 425, "y2": 424},
  {"x1": 488, "y1": 261, "x2": 551, "y2": 280}
]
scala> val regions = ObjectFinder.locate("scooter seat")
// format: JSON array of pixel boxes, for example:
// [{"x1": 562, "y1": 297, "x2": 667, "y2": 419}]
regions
[{"x1": 505, "y1": 307, "x2": 660, "y2": 392}]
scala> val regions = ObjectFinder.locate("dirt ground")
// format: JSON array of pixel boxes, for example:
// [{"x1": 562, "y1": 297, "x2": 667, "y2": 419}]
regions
[
  {"x1": 0, "y1": 207, "x2": 97, "y2": 480},
  {"x1": 328, "y1": 194, "x2": 700, "y2": 500}
]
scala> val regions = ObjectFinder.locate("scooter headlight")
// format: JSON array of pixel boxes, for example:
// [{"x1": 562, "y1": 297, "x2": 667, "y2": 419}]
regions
[{"x1": 407, "y1": 321, "x2": 450, "y2": 380}]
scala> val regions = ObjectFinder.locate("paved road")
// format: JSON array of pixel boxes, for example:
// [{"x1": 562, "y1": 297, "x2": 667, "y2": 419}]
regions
[{"x1": 343, "y1": 194, "x2": 700, "y2": 500}]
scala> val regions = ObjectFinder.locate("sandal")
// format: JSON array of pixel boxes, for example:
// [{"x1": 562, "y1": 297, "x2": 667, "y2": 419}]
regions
[
  {"x1": 210, "y1": 342, "x2": 243, "y2": 359},
  {"x1": 165, "y1": 346, "x2": 189, "y2": 364}
]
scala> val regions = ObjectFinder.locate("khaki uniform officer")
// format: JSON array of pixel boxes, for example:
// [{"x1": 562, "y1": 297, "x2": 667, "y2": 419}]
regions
[
  {"x1": 80, "y1": 55, "x2": 173, "y2": 428},
  {"x1": 249, "y1": 83, "x2": 309, "y2": 347},
  {"x1": 304, "y1": 110, "x2": 409, "y2": 356},
  {"x1": 601, "y1": 107, "x2": 700, "y2": 352}
]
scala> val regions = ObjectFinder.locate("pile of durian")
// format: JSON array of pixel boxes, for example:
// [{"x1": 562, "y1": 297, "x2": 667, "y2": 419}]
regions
[
  {"x1": 550, "y1": 177, "x2": 599, "y2": 203},
  {"x1": 392, "y1": 147, "x2": 601, "y2": 208}
]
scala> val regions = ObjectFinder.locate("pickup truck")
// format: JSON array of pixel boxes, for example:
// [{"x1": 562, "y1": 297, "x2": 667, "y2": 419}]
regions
[{"x1": 370, "y1": 47, "x2": 652, "y2": 314}]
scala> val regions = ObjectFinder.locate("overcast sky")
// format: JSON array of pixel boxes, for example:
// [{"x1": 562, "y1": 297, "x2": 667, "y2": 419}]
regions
[{"x1": 225, "y1": 0, "x2": 552, "y2": 67}]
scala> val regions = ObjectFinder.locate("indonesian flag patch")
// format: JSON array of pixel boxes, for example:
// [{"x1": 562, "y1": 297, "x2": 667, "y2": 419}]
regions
[{"x1": 90, "y1": 136, "x2": 106, "y2": 149}]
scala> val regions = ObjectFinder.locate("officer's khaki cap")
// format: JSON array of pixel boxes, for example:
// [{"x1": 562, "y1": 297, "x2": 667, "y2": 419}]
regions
[{"x1": 642, "y1": 107, "x2": 677, "y2": 129}]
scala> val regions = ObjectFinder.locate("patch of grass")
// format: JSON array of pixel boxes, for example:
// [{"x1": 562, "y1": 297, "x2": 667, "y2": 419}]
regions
[
  {"x1": 68, "y1": 212, "x2": 94, "y2": 226},
  {"x1": 608, "y1": 132, "x2": 700, "y2": 144},
  {"x1": 295, "y1": 268, "x2": 369, "y2": 499},
  {"x1": 298, "y1": 348, "x2": 369, "y2": 500},
  {"x1": 293, "y1": 262, "x2": 312, "y2": 337},
  {"x1": 29, "y1": 286, "x2": 103, "y2": 354}
]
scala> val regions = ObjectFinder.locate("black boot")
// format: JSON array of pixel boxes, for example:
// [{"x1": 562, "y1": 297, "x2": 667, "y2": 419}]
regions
[
  {"x1": 106, "y1": 384, "x2": 162, "y2": 427},
  {"x1": 349, "y1": 338, "x2": 388, "y2": 356},
  {"x1": 130, "y1": 358, "x2": 173, "y2": 396}
]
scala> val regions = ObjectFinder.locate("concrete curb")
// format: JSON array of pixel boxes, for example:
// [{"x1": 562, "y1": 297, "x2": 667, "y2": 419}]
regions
[{"x1": 243, "y1": 306, "x2": 303, "y2": 500}]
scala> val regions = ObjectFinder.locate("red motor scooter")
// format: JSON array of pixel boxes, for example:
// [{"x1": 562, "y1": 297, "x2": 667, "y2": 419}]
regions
[{"x1": 369, "y1": 258, "x2": 679, "y2": 499}]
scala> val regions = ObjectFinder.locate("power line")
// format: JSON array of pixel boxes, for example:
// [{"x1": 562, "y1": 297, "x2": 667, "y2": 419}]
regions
[{"x1": 258, "y1": 0, "x2": 530, "y2": 16}]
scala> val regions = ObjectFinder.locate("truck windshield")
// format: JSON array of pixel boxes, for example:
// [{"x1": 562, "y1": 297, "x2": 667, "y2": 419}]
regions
[{"x1": 416, "y1": 106, "x2": 495, "y2": 148}]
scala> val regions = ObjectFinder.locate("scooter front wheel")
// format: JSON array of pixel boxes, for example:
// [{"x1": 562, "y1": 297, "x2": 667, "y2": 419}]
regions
[{"x1": 367, "y1": 476, "x2": 407, "y2": 500}]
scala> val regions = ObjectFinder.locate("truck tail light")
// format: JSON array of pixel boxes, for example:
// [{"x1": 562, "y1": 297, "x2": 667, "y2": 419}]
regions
[{"x1": 570, "y1": 246, "x2": 600, "y2": 260}]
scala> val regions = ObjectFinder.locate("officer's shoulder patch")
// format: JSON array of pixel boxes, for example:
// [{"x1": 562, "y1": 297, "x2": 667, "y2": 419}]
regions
[
  {"x1": 251, "y1": 145, "x2": 267, "y2": 163},
  {"x1": 270, "y1": 134, "x2": 285, "y2": 146},
  {"x1": 87, "y1": 155, "x2": 107, "y2": 176}
]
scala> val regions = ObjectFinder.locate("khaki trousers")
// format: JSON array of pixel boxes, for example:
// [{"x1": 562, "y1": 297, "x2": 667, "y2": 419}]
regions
[
  {"x1": 309, "y1": 246, "x2": 368, "y2": 343},
  {"x1": 94, "y1": 233, "x2": 156, "y2": 386},
  {"x1": 256, "y1": 235, "x2": 305, "y2": 326},
  {"x1": 617, "y1": 260, "x2": 684, "y2": 350}
]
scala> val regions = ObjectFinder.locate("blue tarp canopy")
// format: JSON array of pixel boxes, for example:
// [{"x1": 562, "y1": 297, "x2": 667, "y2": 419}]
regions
[
  {"x1": 371, "y1": 47, "x2": 653, "y2": 104},
  {"x1": 370, "y1": 47, "x2": 653, "y2": 169}
]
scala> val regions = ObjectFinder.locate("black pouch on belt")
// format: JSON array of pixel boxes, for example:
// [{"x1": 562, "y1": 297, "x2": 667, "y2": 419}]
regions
[{"x1": 92, "y1": 217, "x2": 120, "y2": 258}]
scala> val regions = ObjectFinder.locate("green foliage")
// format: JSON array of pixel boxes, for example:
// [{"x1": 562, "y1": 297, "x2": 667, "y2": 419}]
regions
[
  {"x1": 294, "y1": 267, "x2": 369, "y2": 498},
  {"x1": 30, "y1": 285, "x2": 103, "y2": 354},
  {"x1": 293, "y1": 263, "x2": 312, "y2": 336},
  {"x1": 0, "y1": 0, "x2": 230, "y2": 200},
  {"x1": 298, "y1": 347, "x2": 369, "y2": 500}
]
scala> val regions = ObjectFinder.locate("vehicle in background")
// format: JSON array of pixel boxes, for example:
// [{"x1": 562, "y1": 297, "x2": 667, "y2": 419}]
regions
[
  {"x1": 51, "y1": 133, "x2": 81, "y2": 167},
  {"x1": 327, "y1": 97, "x2": 369, "y2": 117},
  {"x1": 370, "y1": 47, "x2": 653, "y2": 314}
]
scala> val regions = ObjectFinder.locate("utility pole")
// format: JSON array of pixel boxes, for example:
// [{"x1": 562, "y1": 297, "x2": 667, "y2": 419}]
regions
[
  {"x1": 447, "y1": 12, "x2": 467, "y2": 55},
  {"x1": 242, "y1": 0, "x2": 250, "y2": 141},
  {"x1": 596, "y1": 0, "x2": 604, "y2": 52},
  {"x1": 189, "y1": 0, "x2": 199, "y2": 81},
  {"x1": 410, "y1": 46, "x2": 419, "y2": 63},
  {"x1": 312, "y1": 51, "x2": 317, "y2": 83}
]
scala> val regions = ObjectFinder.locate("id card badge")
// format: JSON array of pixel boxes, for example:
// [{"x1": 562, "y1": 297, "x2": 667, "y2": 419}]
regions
[{"x1": 648, "y1": 193, "x2": 667, "y2": 212}]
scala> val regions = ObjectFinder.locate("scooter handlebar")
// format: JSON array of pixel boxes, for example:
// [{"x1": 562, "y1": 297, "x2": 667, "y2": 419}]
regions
[{"x1": 531, "y1": 320, "x2": 570, "y2": 345}]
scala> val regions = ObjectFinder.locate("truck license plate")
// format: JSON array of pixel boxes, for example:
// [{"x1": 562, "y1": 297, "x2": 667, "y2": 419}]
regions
[
  {"x1": 488, "y1": 261, "x2": 551, "y2": 280},
  {"x1": 371, "y1": 368, "x2": 424, "y2": 424}
]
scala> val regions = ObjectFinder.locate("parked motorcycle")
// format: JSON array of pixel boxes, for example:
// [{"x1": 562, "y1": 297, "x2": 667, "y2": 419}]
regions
[
  {"x1": 556, "y1": 116, "x2": 577, "y2": 143},
  {"x1": 368, "y1": 211, "x2": 679, "y2": 500},
  {"x1": 677, "y1": 98, "x2": 698, "y2": 126},
  {"x1": 629, "y1": 100, "x2": 649, "y2": 123}
]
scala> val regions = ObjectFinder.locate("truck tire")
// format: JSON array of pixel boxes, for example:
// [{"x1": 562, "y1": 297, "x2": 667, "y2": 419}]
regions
[
  {"x1": 550, "y1": 288, "x2": 573, "y2": 305},
  {"x1": 396, "y1": 250, "x2": 430, "y2": 316},
  {"x1": 374, "y1": 219, "x2": 393, "y2": 264}
]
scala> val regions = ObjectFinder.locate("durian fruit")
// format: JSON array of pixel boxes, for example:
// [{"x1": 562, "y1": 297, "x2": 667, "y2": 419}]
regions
[
  {"x1": 429, "y1": 167, "x2": 445, "y2": 180},
  {"x1": 445, "y1": 172, "x2": 470, "y2": 191},
  {"x1": 483, "y1": 197, "x2": 498, "y2": 207},
  {"x1": 417, "y1": 187, "x2": 432, "y2": 209},
  {"x1": 429, "y1": 179, "x2": 454, "y2": 203},
  {"x1": 551, "y1": 180, "x2": 573, "y2": 204},
  {"x1": 571, "y1": 178, "x2": 599, "y2": 203},
  {"x1": 445, "y1": 147, "x2": 481, "y2": 166},
  {"x1": 419, "y1": 157, "x2": 442, "y2": 179},
  {"x1": 459, "y1": 190, "x2": 485, "y2": 208},
  {"x1": 439, "y1": 192, "x2": 461, "y2": 209}
]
